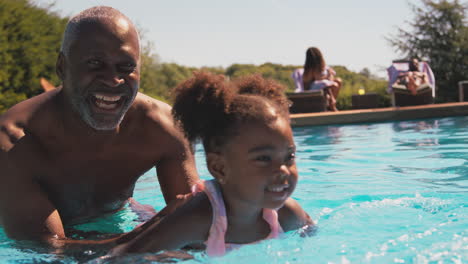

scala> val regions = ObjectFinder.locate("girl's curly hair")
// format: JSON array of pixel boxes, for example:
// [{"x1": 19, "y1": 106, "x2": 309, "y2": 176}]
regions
[{"x1": 172, "y1": 71, "x2": 290, "y2": 152}]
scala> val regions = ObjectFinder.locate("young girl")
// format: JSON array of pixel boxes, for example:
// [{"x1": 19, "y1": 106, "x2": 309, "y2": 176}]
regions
[
  {"x1": 108, "y1": 72, "x2": 312, "y2": 257},
  {"x1": 302, "y1": 47, "x2": 342, "y2": 111}
]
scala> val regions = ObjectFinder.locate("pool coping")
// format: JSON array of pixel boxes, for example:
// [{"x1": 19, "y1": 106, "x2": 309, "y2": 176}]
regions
[{"x1": 290, "y1": 102, "x2": 468, "y2": 127}]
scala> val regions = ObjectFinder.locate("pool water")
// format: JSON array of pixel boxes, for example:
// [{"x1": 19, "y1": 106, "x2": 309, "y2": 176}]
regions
[{"x1": 0, "y1": 116, "x2": 467, "y2": 263}]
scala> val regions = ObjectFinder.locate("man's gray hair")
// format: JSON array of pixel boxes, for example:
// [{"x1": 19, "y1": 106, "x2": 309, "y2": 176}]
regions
[{"x1": 60, "y1": 6, "x2": 139, "y2": 56}]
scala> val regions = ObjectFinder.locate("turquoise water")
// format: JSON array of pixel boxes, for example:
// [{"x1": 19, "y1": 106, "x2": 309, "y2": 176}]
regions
[{"x1": 1, "y1": 116, "x2": 467, "y2": 263}]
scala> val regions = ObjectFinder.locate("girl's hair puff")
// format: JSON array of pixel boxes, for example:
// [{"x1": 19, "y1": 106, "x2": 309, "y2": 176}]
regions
[
  {"x1": 234, "y1": 74, "x2": 289, "y2": 117},
  {"x1": 172, "y1": 72, "x2": 290, "y2": 153},
  {"x1": 172, "y1": 71, "x2": 235, "y2": 148}
]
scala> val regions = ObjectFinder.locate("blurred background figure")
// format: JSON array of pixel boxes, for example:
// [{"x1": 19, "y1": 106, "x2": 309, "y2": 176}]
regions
[
  {"x1": 393, "y1": 58, "x2": 430, "y2": 95},
  {"x1": 387, "y1": 58, "x2": 435, "y2": 107},
  {"x1": 292, "y1": 47, "x2": 342, "y2": 111}
]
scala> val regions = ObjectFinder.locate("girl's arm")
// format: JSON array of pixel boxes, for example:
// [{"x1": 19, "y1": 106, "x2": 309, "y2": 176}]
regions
[
  {"x1": 278, "y1": 198, "x2": 314, "y2": 232},
  {"x1": 109, "y1": 192, "x2": 212, "y2": 256}
]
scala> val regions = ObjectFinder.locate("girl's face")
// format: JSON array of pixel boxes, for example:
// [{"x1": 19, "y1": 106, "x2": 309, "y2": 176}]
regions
[{"x1": 219, "y1": 116, "x2": 298, "y2": 210}]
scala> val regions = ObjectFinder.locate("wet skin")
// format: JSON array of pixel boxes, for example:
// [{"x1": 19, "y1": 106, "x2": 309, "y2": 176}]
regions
[{"x1": 0, "y1": 17, "x2": 198, "y2": 244}]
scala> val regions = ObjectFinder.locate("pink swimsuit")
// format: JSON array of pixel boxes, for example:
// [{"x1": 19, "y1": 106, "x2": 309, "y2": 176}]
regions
[{"x1": 191, "y1": 180, "x2": 284, "y2": 257}]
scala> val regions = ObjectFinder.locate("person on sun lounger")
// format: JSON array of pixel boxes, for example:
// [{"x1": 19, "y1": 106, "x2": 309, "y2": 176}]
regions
[
  {"x1": 291, "y1": 47, "x2": 342, "y2": 111},
  {"x1": 392, "y1": 58, "x2": 430, "y2": 95}
]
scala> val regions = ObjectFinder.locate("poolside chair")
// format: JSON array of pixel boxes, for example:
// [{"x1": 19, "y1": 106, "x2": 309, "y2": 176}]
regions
[
  {"x1": 459, "y1": 80, "x2": 468, "y2": 102},
  {"x1": 287, "y1": 90, "x2": 327, "y2": 113},
  {"x1": 289, "y1": 68, "x2": 328, "y2": 113},
  {"x1": 387, "y1": 60, "x2": 436, "y2": 107}
]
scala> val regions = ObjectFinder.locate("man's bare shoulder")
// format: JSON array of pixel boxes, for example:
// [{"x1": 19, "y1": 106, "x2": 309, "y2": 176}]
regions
[
  {"x1": 0, "y1": 90, "x2": 60, "y2": 152},
  {"x1": 128, "y1": 93, "x2": 182, "y2": 139},
  {"x1": 132, "y1": 93, "x2": 172, "y2": 120}
]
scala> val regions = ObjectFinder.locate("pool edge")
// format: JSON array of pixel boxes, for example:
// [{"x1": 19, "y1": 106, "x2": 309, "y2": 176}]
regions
[{"x1": 290, "y1": 102, "x2": 468, "y2": 127}]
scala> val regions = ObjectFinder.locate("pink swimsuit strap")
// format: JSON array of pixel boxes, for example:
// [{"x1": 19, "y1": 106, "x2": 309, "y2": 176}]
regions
[{"x1": 191, "y1": 180, "x2": 284, "y2": 257}]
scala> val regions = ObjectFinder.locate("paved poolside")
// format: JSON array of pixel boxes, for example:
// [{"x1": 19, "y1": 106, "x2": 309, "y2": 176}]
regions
[{"x1": 290, "y1": 102, "x2": 468, "y2": 127}]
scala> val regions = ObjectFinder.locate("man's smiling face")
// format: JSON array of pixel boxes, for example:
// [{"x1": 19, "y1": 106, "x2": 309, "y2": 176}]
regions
[{"x1": 59, "y1": 17, "x2": 140, "y2": 131}]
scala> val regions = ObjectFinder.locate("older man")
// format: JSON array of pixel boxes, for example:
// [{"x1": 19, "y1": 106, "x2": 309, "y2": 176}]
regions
[{"x1": 0, "y1": 6, "x2": 198, "y2": 245}]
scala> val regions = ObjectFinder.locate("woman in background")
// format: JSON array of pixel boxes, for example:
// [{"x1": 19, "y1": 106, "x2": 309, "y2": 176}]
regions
[{"x1": 302, "y1": 47, "x2": 342, "y2": 111}]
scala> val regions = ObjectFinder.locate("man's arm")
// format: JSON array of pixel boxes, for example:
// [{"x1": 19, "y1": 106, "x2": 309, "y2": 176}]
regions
[
  {"x1": 0, "y1": 164, "x2": 124, "y2": 250},
  {"x1": 0, "y1": 131, "x2": 120, "y2": 248},
  {"x1": 0, "y1": 150, "x2": 66, "y2": 242},
  {"x1": 150, "y1": 103, "x2": 199, "y2": 204},
  {"x1": 0, "y1": 115, "x2": 65, "y2": 242},
  {"x1": 156, "y1": 145, "x2": 198, "y2": 204}
]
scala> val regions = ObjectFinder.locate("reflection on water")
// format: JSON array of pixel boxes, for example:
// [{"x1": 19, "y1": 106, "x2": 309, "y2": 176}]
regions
[
  {"x1": 295, "y1": 117, "x2": 467, "y2": 191},
  {"x1": 392, "y1": 119, "x2": 440, "y2": 147}
]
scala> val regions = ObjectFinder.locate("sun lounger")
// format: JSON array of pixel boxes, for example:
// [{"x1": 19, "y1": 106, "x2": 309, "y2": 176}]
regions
[
  {"x1": 289, "y1": 68, "x2": 328, "y2": 113},
  {"x1": 387, "y1": 60, "x2": 435, "y2": 107},
  {"x1": 459, "y1": 81, "x2": 468, "y2": 102},
  {"x1": 287, "y1": 91, "x2": 327, "y2": 113}
]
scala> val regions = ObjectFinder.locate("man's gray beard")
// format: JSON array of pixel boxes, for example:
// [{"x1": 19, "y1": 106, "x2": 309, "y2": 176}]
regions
[{"x1": 70, "y1": 96, "x2": 127, "y2": 131}]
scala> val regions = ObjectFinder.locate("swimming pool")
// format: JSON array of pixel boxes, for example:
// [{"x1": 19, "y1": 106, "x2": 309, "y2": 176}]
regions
[{"x1": 0, "y1": 116, "x2": 466, "y2": 263}]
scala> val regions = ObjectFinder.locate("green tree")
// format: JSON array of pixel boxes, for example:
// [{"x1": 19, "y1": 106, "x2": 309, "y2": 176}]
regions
[
  {"x1": 225, "y1": 63, "x2": 297, "y2": 92},
  {"x1": 388, "y1": 0, "x2": 468, "y2": 102},
  {"x1": 140, "y1": 56, "x2": 224, "y2": 103},
  {"x1": 138, "y1": 39, "x2": 166, "y2": 100},
  {"x1": 0, "y1": 0, "x2": 67, "y2": 113}
]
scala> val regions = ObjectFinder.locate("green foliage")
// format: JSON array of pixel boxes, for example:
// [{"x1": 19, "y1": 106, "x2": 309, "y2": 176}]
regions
[
  {"x1": 144, "y1": 62, "x2": 196, "y2": 102},
  {"x1": 388, "y1": 0, "x2": 468, "y2": 102},
  {"x1": 226, "y1": 63, "x2": 297, "y2": 92},
  {"x1": 334, "y1": 66, "x2": 390, "y2": 109},
  {"x1": 0, "y1": 90, "x2": 27, "y2": 113},
  {"x1": 139, "y1": 47, "x2": 223, "y2": 103},
  {"x1": 0, "y1": 0, "x2": 67, "y2": 113},
  {"x1": 146, "y1": 63, "x2": 225, "y2": 104}
]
